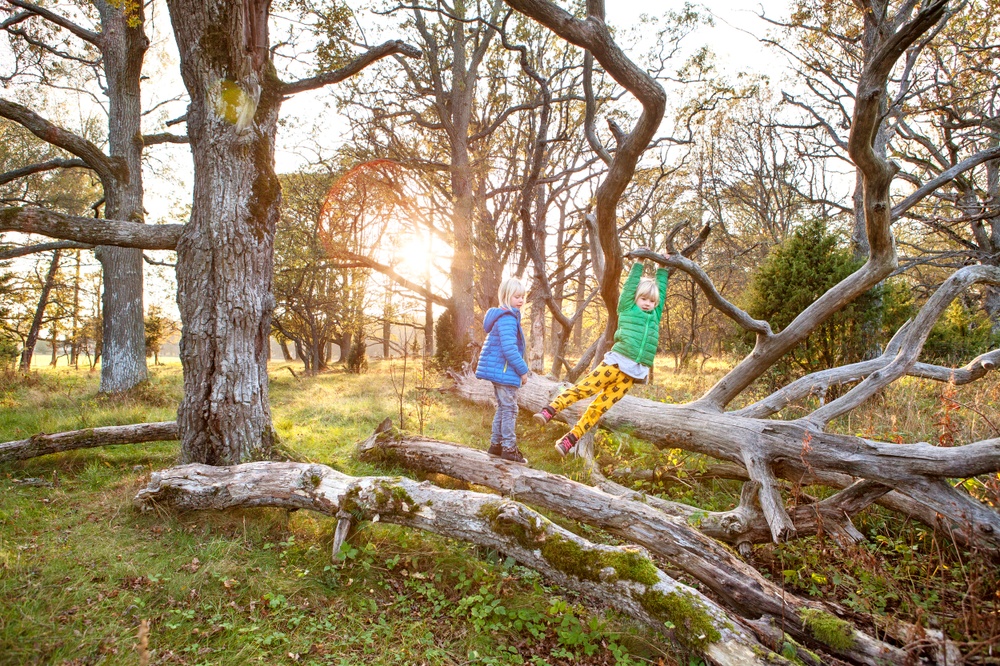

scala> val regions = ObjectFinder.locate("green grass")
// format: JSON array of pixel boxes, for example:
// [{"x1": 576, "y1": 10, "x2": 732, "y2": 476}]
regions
[
  {"x1": 0, "y1": 361, "x2": 664, "y2": 666},
  {"x1": 3, "y1": 357, "x2": 998, "y2": 664}
]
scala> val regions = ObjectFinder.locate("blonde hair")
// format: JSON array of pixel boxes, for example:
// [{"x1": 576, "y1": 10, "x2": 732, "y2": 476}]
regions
[
  {"x1": 497, "y1": 277, "x2": 526, "y2": 309},
  {"x1": 635, "y1": 277, "x2": 660, "y2": 306}
]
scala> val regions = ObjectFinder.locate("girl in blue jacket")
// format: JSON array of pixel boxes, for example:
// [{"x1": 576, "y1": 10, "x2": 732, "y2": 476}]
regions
[{"x1": 475, "y1": 277, "x2": 530, "y2": 464}]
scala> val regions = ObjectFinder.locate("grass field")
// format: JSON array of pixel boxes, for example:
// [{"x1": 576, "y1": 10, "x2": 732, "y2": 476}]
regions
[{"x1": 1, "y1": 358, "x2": 998, "y2": 665}]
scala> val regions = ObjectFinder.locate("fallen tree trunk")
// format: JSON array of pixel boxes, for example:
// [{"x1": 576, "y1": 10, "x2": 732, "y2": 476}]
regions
[
  {"x1": 453, "y1": 372, "x2": 1000, "y2": 553},
  {"x1": 133, "y1": 461, "x2": 788, "y2": 666},
  {"x1": 0, "y1": 421, "x2": 178, "y2": 464},
  {"x1": 358, "y1": 427, "x2": 949, "y2": 666}
]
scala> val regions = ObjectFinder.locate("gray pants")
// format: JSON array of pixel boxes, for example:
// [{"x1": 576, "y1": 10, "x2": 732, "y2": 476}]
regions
[{"x1": 491, "y1": 383, "x2": 518, "y2": 450}]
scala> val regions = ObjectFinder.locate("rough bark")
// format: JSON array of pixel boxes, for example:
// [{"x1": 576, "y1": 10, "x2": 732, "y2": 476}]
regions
[
  {"x1": 0, "y1": 208, "x2": 182, "y2": 249},
  {"x1": 358, "y1": 429, "x2": 945, "y2": 665},
  {"x1": 92, "y1": 0, "x2": 149, "y2": 394},
  {"x1": 0, "y1": 422, "x2": 178, "y2": 463},
  {"x1": 132, "y1": 460, "x2": 794, "y2": 666},
  {"x1": 166, "y1": 0, "x2": 281, "y2": 464}
]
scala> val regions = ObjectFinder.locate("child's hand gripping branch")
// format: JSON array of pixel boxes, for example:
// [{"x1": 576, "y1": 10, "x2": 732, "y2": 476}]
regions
[{"x1": 534, "y1": 249, "x2": 669, "y2": 457}]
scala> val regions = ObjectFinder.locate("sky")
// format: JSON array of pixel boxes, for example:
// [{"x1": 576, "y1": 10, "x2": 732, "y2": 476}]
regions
[{"x1": 2, "y1": 0, "x2": 795, "y2": 320}]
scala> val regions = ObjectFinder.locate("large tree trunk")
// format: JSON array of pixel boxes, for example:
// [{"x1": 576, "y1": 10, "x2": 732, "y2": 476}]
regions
[
  {"x1": 168, "y1": 0, "x2": 280, "y2": 464},
  {"x1": 94, "y1": 0, "x2": 149, "y2": 393},
  {"x1": 133, "y1": 460, "x2": 794, "y2": 666}
]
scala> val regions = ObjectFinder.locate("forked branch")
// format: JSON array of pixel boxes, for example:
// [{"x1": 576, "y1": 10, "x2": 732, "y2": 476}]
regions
[{"x1": 807, "y1": 265, "x2": 1000, "y2": 426}]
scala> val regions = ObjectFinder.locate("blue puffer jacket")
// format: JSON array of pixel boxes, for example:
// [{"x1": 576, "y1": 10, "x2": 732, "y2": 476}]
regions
[{"x1": 475, "y1": 307, "x2": 529, "y2": 387}]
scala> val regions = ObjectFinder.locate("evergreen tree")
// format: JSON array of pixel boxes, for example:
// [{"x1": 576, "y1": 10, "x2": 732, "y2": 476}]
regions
[{"x1": 743, "y1": 218, "x2": 883, "y2": 384}]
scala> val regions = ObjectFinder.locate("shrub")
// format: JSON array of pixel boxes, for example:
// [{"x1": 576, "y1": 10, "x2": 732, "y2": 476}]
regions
[
  {"x1": 922, "y1": 298, "x2": 999, "y2": 366},
  {"x1": 741, "y1": 218, "x2": 884, "y2": 385},
  {"x1": 346, "y1": 333, "x2": 369, "y2": 374},
  {"x1": 433, "y1": 308, "x2": 469, "y2": 370}
]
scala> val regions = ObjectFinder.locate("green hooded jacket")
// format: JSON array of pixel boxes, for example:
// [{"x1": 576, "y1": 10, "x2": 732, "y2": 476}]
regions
[{"x1": 610, "y1": 263, "x2": 668, "y2": 367}]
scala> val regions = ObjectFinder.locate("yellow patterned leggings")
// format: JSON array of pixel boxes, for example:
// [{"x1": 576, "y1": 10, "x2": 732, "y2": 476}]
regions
[{"x1": 550, "y1": 363, "x2": 635, "y2": 440}]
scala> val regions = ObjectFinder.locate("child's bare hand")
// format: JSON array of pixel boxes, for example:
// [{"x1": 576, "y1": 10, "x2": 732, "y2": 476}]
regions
[{"x1": 521, "y1": 373, "x2": 529, "y2": 386}]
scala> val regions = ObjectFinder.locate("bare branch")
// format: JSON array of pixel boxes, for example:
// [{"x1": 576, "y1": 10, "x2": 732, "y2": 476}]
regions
[
  {"x1": 279, "y1": 40, "x2": 422, "y2": 96},
  {"x1": 142, "y1": 132, "x2": 189, "y2": 146},
  {"x1": 807, "y1": 264, "x2": 1000, "y2": 427},
  {"x1": 0, "y1": 98, "x2": 123, "y2": 183},
  {"x1": 628, "y1": 248, "x2": 772, "y2": 337},
  {"x1": 1, "y1": 206, "x2": 181, "y2": 250},
  {"x1": 0, "y1": 157, "x2": 89, "y2": 186},
  {"x1": 6, "y1": 0, "x2": 102, "y2": 46},
  {"x1": 0, "y1": 240, "x2": 93, "y2": 260},
  {"x1": 0, "y1": 422, "x2": 177, "y2": 463},
  {"x1": 892, "y1": 145, "x2": 1000, "y2": 220}
]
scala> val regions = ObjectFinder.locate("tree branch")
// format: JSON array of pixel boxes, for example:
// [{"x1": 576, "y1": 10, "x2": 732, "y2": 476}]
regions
[
  {"x1": 807, "y1": 264, "x2": 1000, "y2": 427},
  {"x1": 629, "y1": 248, "x2": 772, "y2": 337},
  {"x1": 0, "y1": 157, "x2": 89, "y2": 186},
  {"x1": 891, "y1": 145, "x2": 1000, "y2": 221},
  {"x1": 1, "y1": 207, "x2": 181, "y2": 249},
  {"x1": 0, "y1": 240, "x2": 93, "y2": 260},
  {"x1": 6, "y1": 0, "x2": 102, "y2": 46},
  {"x1": 279, "y1": 40, "x2": 423, "y2": 96},
  {"x1": 0, "y1": 98, "x2": 123, "y2": 184},
  {"x1": 142, "y1": 133, "x2": 189, "y2": 146}
]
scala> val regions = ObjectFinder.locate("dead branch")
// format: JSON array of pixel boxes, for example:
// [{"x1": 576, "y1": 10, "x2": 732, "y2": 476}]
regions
[
  {"x1": 358, "y1": 428, "x2": 941, "y2": 665},
  {"x1": 133, "y1": 460, "x2": 784, "y2": 666},
  {"x1": 0, "y1": 422, "x2": 178, "y2": 463},
  {"x1": 453, "y1": 372, "x2": 1000, "y2": 552}
]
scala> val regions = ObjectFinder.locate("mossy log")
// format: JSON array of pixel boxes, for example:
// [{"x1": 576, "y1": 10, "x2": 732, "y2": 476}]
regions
[
  {"x1": 0, "y1": 421, "x2": 178, "y2": 464},
  {"x1": 358, "y1": 427, "x2": 948, "y2": 666},
  {"x1": 133, "y1": 461, "x2": 789, "y2": 666}
]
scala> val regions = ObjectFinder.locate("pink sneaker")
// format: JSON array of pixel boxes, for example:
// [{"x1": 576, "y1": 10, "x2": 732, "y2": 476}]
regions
[
  {"x1": 533, "y1": 406, "x2": 556, "y2": 426},
  {"x1": 554, "y1": 433, "x2": 578, "y2": 457}
]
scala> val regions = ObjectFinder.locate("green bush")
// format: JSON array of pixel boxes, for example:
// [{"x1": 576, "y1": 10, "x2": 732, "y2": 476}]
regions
[
  {"x1": 433, "y1": 308, "x2": 469, "y2": 370},
  {"x1": 922, "y1": 299, "x2": 999, "y2": 366},
  {"x1": 741, "y1": 218, "x2": 885, "y2": 385}
]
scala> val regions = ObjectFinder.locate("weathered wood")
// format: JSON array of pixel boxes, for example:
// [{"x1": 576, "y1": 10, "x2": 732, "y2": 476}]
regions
[
  {"x1": 0, "y1": 422, "x2": 178, "y2": 463},
  {"x1": 358, "y1": 430, "x2": 939, "y2": 666},
  {"x1": 453, "y1": 372, "x2": 1000, "y2": 552},
  {"x1": 133, "y1": 462, "x2": 786, "y2": 666}
]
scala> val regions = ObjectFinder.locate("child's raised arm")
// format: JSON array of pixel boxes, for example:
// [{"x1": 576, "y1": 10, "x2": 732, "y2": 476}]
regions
[
  {"x1": 618, "y1": 260, "x2": 645, "y2": 311},
  {"x1": 654, "y1": 265, "x2": 669, "y2": 317}
]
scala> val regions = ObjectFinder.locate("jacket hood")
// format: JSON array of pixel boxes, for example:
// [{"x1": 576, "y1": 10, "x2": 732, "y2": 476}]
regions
[{"x1": 483, "y1": 307, "x2": 518, "y2": 333}]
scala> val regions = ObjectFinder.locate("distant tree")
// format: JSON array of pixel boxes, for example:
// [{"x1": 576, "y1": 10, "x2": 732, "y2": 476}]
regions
[
  {"x1": 144, "y1": 305, "x2": 177, "y2": 366},
  {"x1": 0, "y1": 269, "x2": 17, "y2": 371},
  {"x1": 0, "y1": 0, "x2": 166, "y2": 392}
]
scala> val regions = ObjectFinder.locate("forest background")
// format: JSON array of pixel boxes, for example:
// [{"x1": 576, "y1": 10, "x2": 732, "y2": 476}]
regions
[{"x1": 1, "y1": 0, "x2": 999, "y2": 664}]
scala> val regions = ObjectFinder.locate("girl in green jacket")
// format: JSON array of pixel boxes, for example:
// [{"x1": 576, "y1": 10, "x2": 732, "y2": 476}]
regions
[{"x1": 535, "y1": 251, "x2": 669, "y2": 456}]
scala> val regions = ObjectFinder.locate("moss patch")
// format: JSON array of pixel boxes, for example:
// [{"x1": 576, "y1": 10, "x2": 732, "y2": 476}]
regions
[
  {"x1": 799, "y1": 609, "x2": 854, "y2": 651},
  {"x1": 636, "y1": 589, "x2": 721, "y2": 650},
  {"x1": 479, "y1": 502, "x2": 659, "y2": 585}
]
